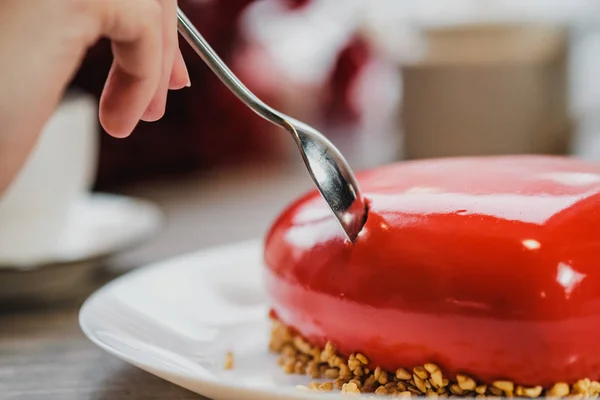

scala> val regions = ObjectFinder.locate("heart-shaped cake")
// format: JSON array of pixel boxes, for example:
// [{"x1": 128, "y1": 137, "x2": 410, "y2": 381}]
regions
[{"x1": 265, "y1": 155, "x2": 600, "y2": 397}]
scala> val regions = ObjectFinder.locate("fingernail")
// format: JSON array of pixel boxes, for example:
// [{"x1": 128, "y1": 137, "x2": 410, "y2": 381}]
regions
[{"x1": 185, "y1": 76, "x2": 191, "y2": 88}]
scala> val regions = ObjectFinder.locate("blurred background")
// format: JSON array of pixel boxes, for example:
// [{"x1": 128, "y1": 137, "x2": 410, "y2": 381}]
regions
[
  {"x1": 69, "y1": 0, "x2": 600, "y2": 265},
  {"x1": 7, "y1": 0, "x2": 600, "y2": 294}
]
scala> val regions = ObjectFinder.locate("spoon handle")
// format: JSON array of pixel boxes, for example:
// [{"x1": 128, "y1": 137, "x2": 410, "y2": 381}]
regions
[
  {"x1": 177, "y1": 8, "x2": 367, "y2": 242},
  {"x1": 177, "y1": 9, "x2": 286, "y2": 128}
]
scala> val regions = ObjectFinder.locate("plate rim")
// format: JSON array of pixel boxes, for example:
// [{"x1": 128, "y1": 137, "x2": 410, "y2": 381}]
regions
[
  {"x1": 0, "y1": 192, "x2": 164, "y2": 270},
  {"x1": 78, "y1": 239, "x2": 342, "y2": 400}
]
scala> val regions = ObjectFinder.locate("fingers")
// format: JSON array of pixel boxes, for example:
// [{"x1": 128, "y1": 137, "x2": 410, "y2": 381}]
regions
[
  {"x1": 141, "y1": 0, "x2": 189, "y2": 122},
  {"x1": 170, "y1": 48, "x2": 190, "y2": 90},
  {"x1": 92, "y1": 0, "x2": 163, "y2": 138}
]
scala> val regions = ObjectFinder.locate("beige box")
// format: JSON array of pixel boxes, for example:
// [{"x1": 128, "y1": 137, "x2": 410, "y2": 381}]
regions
[{"x1": 401, "y1": 25, "x2": 572, "y2": 159}]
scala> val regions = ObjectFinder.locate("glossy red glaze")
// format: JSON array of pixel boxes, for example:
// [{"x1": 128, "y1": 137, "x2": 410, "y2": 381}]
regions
[{"x1": 264, "y1": 156, "x2": 600, "y2": 386}]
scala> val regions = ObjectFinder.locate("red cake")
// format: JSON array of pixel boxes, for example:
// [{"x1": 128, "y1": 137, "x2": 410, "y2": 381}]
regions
[{"x1": 264, "y1": 155, "x2": 600, "y2": 397}]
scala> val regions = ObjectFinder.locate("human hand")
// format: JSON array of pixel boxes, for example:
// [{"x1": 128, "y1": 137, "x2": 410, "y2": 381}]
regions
[{"x1": 0, "y1": 0, "x2": 189, "y2": 192}]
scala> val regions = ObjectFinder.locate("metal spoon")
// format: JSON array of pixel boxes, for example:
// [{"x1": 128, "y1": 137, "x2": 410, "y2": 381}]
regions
[{"x1": 177, "y1": 9, "x2": 368, "y2": 242}]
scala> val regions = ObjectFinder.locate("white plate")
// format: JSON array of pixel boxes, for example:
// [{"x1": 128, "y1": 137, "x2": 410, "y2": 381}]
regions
[
  {"x1": 79, "y1": 240, "x2": 349, "y2": 400},
  {"x1": 0, "y1": 193, "x2": 163, "y2": 269}
]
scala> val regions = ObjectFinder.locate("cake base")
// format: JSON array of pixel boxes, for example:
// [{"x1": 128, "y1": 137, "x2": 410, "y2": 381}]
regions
[{"x1": 269, "y1": 319, "x2": 599, "y2": 398}]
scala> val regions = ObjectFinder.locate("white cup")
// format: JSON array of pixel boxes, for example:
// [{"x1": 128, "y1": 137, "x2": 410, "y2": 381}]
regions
[{"x1": 0, "y1": 90, "x2": 99, "y2": 265}]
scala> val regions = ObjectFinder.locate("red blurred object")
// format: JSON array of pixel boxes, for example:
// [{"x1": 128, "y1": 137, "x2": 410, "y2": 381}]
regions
[
  {"x1": 323, "y1": 36, "x2": 372, "y2": 124},
  {"x1": 284, "y1": 0, "x2": 312, "y2": 10}
]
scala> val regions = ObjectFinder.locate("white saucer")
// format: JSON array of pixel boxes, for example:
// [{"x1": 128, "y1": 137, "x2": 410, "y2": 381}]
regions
[
  {"x1": 79, "y1": 240, "x2": 345, "y2": 400},
  {"x1": 0, "y1": 193, "x2": 163, "y2": 269},
  {"x1": 0, "y1": 194, "x2": 163, "y2": 303}
]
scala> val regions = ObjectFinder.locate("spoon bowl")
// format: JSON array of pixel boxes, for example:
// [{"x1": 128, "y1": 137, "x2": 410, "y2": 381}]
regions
[{"x1": 286, "y1": 117, "x2": 367, "y2": 241}]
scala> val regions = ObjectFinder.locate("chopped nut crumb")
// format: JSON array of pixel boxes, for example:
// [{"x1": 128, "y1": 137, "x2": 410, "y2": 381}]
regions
[
  {"x1": 425, "y1": 363, "x2": 440, "y2": 373},
  {"x1": 591, "y1": 381, "x2": 600, "y2": 396},
  {"x1": 516, "y1": 385, "x2": 543, "y2": 398},
  {"x1": 294, "y1": 361, "x2": 306, "y2": 375},
  {"x1": 374, "y1": 386, "x2": 388, "y2": 395},
  {"x1": 430, "y1": 368, "x2": 444, "y2": 389},
  {"x1": 457, "y1": 374, "x2": 476, "y2": 391},
  {"x1": 356, "y1": 353, "x2": 369, "y2": 365},
  {"x1": 339, "y1": 363, "x2": 351, "y2": 379},
  {"x1": 492, "y1": 380, "x2": 514, "y2": 394},
  {"x1": 475, "y1": 385, "x2": 488, "y2": 394},
  {"x1": 269, "y1": 318, "x2": 600, "y2": 398},
  {"x1": 349, "y1": 378, "x2": 362, "y2": 389},
  {"x1": 414, "y1": 366, "x2": 430, "y2": 380},
  {"x1": 396, "y1": 368, "x2": 412, "y2": 381},
  {"x1": 573, "y1": 378, "x2": 592, "y2": 395},
  {"x1": 488, "y1": 386, "x2": 503, "y2": 396},
  {"x1": 224, "y1": 351, "x2": 234, "y2": 370},
  {"x1": 342, "y1": 382, "x2": 361, "y2": 394},
  {"x1": 282, "y1": 359, "x2": 295, "y2": 374},
  {"x1": 548, "y1": 383, "x2": 571, "y2": 398},
  {"x1": 325, "y1": 368, "x2": 340, "y2": 379},
  {"x1": 449, "y1": 383, "x2": 464, "y2": 395},
  {"x1": 414, "y1": 375, "x2": 428, "y2": 393}
]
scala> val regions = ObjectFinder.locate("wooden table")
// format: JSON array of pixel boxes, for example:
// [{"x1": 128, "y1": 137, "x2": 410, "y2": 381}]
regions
[
  {"x1": 0, "y1": 165, "x2": 313, "y2": 400},
  {"x1": 1, "y1": 300, "x2": 203, "y2": 400}
]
